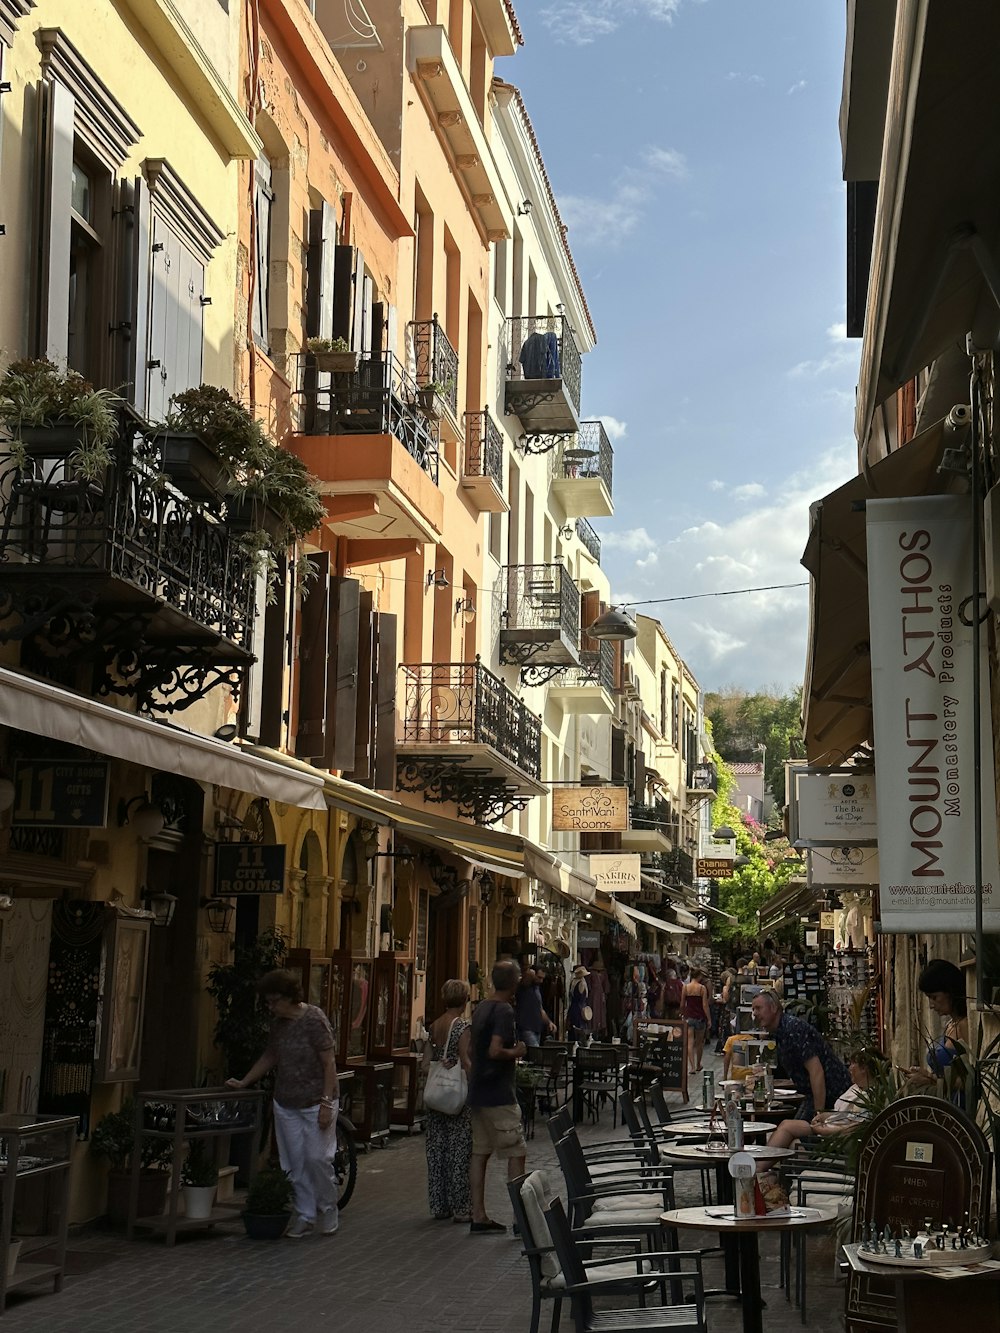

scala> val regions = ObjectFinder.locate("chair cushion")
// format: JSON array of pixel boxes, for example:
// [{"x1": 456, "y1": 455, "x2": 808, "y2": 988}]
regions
[
  {"x1": 592, "y1": 1194, "x2": 665, "y2": 1211},
  {"x1": 542, "y1": 1259, "x2": 657, "y2": 1293},
  {"x1": 582, "y1": 1208, "x2": 664, "y2": 1227},
  {"x1": 520, "y1": 1172, "x2": 560, "y2": 1279}
]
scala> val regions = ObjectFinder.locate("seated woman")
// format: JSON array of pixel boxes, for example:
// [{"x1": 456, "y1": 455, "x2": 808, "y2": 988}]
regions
[
  {"x1": 765, "y1": 1049, "x2": 882, "y2": 1150},
  {"x1": 902, "y1": 958, "x2": 967, "y2": 1099}
]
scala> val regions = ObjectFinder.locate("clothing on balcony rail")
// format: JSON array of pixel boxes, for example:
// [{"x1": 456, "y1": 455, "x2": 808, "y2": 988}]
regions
[{"x1": 519, "y1": 331, "x2": 560, "y2": 378}]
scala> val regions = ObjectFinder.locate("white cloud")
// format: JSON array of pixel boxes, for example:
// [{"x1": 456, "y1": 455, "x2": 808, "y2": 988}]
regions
[
  {"x1": 558, "y1": 144, "x2": 687, "y2": 247},
  {"x1": 731, "y1": 482, "x2": 765, "y2": 502},
  {"x1": 708, "y1": 479, "x2": 726, "y2": 492},
  {"x1": 787, "y1": 80, "x2": 808, "y2": 95},
  {"x1": 605, "y1": 444, "x2": 858, "y2": 689},
  {"x1": 599, "y1": 415, "x2": 628, "y2": 442},
  {"x1": 726, "y1": 71, "x2": 764, "y2": 86},
  {"x1": 788, "y1": 318, "x2": 859, "y2": 379},
  {"x1": 542, "y1": 0, "x2": 689, "y2": 44},
  {"x1": 641, "y1": 145, "x2": 689, "y2": 181}
]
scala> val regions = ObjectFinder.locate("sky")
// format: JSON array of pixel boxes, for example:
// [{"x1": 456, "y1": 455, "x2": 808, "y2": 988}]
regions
[{"x1": 497, "y1": 0, "x2": 861, "y2": 695}]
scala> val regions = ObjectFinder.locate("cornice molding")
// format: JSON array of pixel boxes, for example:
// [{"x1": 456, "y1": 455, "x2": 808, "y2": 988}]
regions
[
  {"x1": 36, "y1": 26, "x2": 140, "y2": 168},
  {"x1": 142, "y1": 157, "x2": 224, "y2": 263},
  {"x1": 0, "y1": 0, "x2": 34, "y2": 49}
]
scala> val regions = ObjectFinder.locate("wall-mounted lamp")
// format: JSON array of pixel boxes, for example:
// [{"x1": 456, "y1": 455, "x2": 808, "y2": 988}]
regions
[
  {"x1": 516, "y1": 199, "x2": 532, "y2": 216},
  {"x1": 0, "y1": 890, "x2": 14, "y2": 914},
  {"x1": 118, "y1": 794, "x2": 166, "y2": 840},
  {"x1": 202, "y1": 896, "x2": 235, "y2": 934},
  {"x1": 455, "y1": 596, "x2": 476, "y2": 620},
  {"x1": 214, "y1": 723, "x2": 239, "y2": 742},
  {"x1": 713, "y1": 825, "x2": 737, "y2": 841},
  {"x1": 426, "y1": 569, "x2": 450, "y2": 590},
  {"x1": 559, "y1": 524, "x2": 574, "y2": 541},
  {"x1": 0, "y1": 772, "x2": 14, "y2": 813},
  {"x1": 141, "y1": 886, "x2": 178, "y2": 928},
  {"x1": 502, "y1": 886, "x2": 520, "y2": 913},
  {"x1": 478, "y1": 870, "x2": 495, "y2": 906},
  {"x1": 556, "y1": 302, "x2": 565, "y2": 314}
]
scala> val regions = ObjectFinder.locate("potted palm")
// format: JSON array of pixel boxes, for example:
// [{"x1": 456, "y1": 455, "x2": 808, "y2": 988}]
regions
[
  {"x1": 0, "y1": 358, "x2": 118, "y2": 479},
  {"x1": 306, "y1": 336, "x2": 359, "y2": 374},
  {"x1": 90, "y1": 1100, "x2": 172, "y2": 1225},
  {"x1": 242, "y1": 1163, "x2": 294, "y2": 1239},
  {"x1": 181, "y1": 1140, "x2": 219, "y2": 1220}
]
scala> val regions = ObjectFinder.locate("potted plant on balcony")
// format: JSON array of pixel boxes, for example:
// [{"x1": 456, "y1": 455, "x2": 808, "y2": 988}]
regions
[
  {"x1": 90, "y1": 1099, "x2": 172, "y2": 1226},
  {"x1": 306, "y1": 336, "x2": 359, "y2": 375},
  {"x1": 0, "y1": 358, "x2": 118, "y2": 479},
  {"x1": 180, "y1": 1140, "x2": 219, "y2": 1220},
  {"x1": 416, "y1": 379, "x2": 453, "y2": 420},
  {"x1": 242, "y1": 1163, "x2": 294, "y2": 1239}
]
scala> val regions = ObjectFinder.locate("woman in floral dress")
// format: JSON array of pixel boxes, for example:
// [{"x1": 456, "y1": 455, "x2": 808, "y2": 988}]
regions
[{"x1": 424, "y1": 978, "x2": 472, "y2": 1222}]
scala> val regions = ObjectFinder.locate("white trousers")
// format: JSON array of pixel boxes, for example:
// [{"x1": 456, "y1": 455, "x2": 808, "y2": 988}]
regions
[{"x1": 272, "y1": 1099, "x2": 339, "y2": 1225}]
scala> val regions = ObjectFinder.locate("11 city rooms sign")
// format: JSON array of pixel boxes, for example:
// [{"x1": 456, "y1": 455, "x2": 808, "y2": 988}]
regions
[{"x1": 867, "y1": 495, "x2": 1000, "y2": 930}]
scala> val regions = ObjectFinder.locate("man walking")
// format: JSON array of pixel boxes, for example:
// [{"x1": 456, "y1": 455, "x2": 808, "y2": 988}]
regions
[
  {"x1": 459, "y1": 960, "x2": 528, "y2": 1233},
  {"x1": 514, "y1": 966, "x2": 557, "y2": 1047},
  {"x1": 750, "y1": 990, "x2": 850, "y2": 1119}
]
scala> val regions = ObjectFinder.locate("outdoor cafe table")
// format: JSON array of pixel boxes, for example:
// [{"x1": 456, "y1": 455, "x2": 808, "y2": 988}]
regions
[{"x1": 662, "y1": 1201, "x2": 839, "y2": 1333}]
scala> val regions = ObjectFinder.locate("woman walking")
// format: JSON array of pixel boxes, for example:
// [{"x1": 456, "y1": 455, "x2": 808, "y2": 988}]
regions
[
  {"x1": 424, "y1": 979, "x2": 473, "y2": 1222},
  {"x1": 681, "y1": 966, "x2": 712, "y2": 1074}
]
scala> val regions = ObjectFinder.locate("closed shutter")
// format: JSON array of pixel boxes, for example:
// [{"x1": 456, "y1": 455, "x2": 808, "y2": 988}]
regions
[
  {"x1": 257, "y1": 556, "x2": 290, "y2": 748},
  {"x1": 580, "y1": 591, "x2": 601, "y2": 655},
  {"x1": 374, "y1": 612, "x2": 397, "y2": 791},
  {"x1": 242, "y1": 565, "x2": 271, "y2": 742},
  {"x1": 326, "y1": 577, "x2": 361, "y2": 771},
  {"x1": 611, "y1": 725, "x2": 626, "y2": 786},
  {"x1": 36, "y1": 78, "x2": 74, "y2": 364},
  {"x1": 295, "y1": 552, "x2": 332, "y2": 759},
  {"x1": 351, "y1": 249, "x2": 366, "y2": 352},
  {"x1": 252, "y1": 154, "x2": 273, "y2": 350},
  {"x1": 112, "y1": 176, "x2": 151, "y2": 412},
  {"x1": 370, "y1": 301, "x2": 386, "y2": 358},
  {"x1": 306, "y1": 201, "x2": 337, "y2": 340},
  {"x1": 332, "y1": 244, "x2": 354, "y2": 344},
  {"x1": 635, "y1": 748, "x2": 646, "y2": 795},
  {"x1": 146, "y1": 217, "x2": 205, "y2": 419},
  {"x1": 346, "y1": 590, "x2": 375, "y2": 783}
]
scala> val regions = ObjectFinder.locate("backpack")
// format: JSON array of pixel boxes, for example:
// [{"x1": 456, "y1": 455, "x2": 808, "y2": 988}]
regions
[{"x1": 663, "y1": 973, "x2": 683, "y2": 1009}]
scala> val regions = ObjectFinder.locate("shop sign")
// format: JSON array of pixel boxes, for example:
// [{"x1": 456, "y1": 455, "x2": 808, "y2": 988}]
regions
[
  {"x1": 11, "y1": 758, "x2": 110, "y2": 827},
  {"x1": 868, "y1": 495, "x2": 1000, "y2": 931},
  {"x1": 552, "y1": 786, "x2": 628, "y2": 832},
  {"x1": 820, "y1": 911, "x2": 836, "y2": 931},
  {"x1": 588, "y1": 852, "x2": 641, "y2": 893},
  {"x1": 577, "y1": 929, "x2": 601, "y2": 949},
  {"x1": 695, "y1": 857, "x2": 735, "y2": 880},
  {"x1": 214, "y1": 842, "x2": 287, "y2": 895},
  {"x1": 794, "y1": 772, "x2": 877, "y2": 845},
  {"x1": 808, "y1": 846, "x2": 880, "y2": 886}
]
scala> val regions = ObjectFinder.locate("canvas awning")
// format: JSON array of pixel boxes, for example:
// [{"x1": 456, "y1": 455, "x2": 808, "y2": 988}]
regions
[
  {"x1": 800, "y1": 415, "x2": 952, "y2": 764},
  {"x1": 0, "y1": 667, "x2": 327, "y2": 809},
  {"x1": 616, "y1": 901, "x2": 694, "y2": 937}
]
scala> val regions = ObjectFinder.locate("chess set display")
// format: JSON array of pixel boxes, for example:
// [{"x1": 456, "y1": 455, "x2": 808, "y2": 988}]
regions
[{"x1": 859, "y1": 1216, "x2": 992, "y2": 1267}]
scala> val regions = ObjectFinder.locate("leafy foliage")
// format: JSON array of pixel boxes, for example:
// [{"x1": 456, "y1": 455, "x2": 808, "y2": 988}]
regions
[
  {"x1": 0, "y1": 357, "x2": 119, "y2": 477},
  {"x1": 181, "y1": 1139, "x2": 219, "y2": 1187},
  {"x1": 244, "y1": 1162, "x2": 294, "y2": 1215},
  {"x1": 206, "y1": 930, "x2": 287, "y2": 1079},
  {"x1": 705, "y1": 686, "x2": 804, "y2": 800},
  {"x1": 90, "y1": 1100, "x2": 172, "y2": 1172}
]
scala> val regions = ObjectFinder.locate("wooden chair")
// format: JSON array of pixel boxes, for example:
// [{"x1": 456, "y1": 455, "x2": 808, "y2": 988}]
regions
[{"x1": 545, "y1": 1198, "x2": 708, "y2": 1333}]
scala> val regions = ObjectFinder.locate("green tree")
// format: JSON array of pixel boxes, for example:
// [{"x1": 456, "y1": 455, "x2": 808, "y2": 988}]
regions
[{"x1": 705, "y1": 686, "x2": 803, "y2": 802}]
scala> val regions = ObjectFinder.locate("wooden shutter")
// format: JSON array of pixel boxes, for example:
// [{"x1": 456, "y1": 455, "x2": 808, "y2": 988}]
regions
[
  {"x1": 332, "y1": 244, "x2": 354, "y2": 344},
  {"x1": 345, "y1": 590, "x2": 375, "y2": 783},
  {"x1": 580, "y1": 591, "x2": 601, "y2": 654},
  {"x1": 252, "y1": 155, "x2": 273, "y2": 350},
  {"x1": 306, "y1": 201, "x2": 337, "y2": 340},
  {"x1": 147, "y1": 218, "x2": 204, "y2": 419},
  {"x1": 612, "y1": 640, "x2": 623, "y2": 692},
  {"x1": 36, "y1": 78, "x2": 74, "y2": 364},
  {"x1": 242, "y1": 564, "x2": 271, "y2": 742},
  {"x1": 295, "y1": 552, "x2": 332, "y2": 759},
  {"x1": 351, "y1": 249, "x2": 367, "y2": 352},
  {"x1": 112, "y1": 176, "x2": 151, "y2": 412},
  {"x1": 370, "y1": 301, "x2": 386, "y2": 358},
  {"x1": 374, "y1": 612, "x2": 397, "y2": 790},
  {"x1": 635, "y1": 748, "x2": 646, "y2": 796},
  {"x1": 611, "y1": 724, "x2": 626, "y2": 786},
  {"x1": 257, "y1": 557, "x2": 290, "y2": 748},
  {"x1": 326, "y1": 577, "x2": 361, "y2": 771}
]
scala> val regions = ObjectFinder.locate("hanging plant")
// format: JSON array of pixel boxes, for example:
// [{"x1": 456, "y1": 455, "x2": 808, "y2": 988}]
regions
[{"x1": 0, "y1": 357, "x2": 119, "y2": 479}]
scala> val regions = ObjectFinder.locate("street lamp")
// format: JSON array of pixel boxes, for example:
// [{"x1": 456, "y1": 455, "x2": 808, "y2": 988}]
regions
[{"x1": 756, "y1": 741, "x2": 767, "y2": 815}]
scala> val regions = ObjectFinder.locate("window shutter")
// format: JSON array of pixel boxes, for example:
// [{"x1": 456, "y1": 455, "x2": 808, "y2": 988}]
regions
[
  {"x1": 295, "y1": 552, "x2": 332, "y2": 759},
  {"x1": 580, "y1": 591, "x2": 601, "y2": 654},
  {"x1": 351, "y1": 248, "x2": 367, "y2": 352},
  {"x1": 306, "y1": 201, "x2": 337, "y2": 340},
  {"x1": 332, "y1": 244, "x2": 354, "y2": 345},
  {"x1": 374, "y1": 612, "x2": 398, "y2": 791},
  {"x1": 178, "y1": 241, "x2": 205, "y2": 394},
  {"x1": 112, "y1": 176, "x2": 151, "y2": 413},
  {"x1": 345, "y1": 590, "x2": 375, "y2": 783},
  {"x1": 147, "y1": 218, "x2": 205, "y2": 419},
  {"x1": 370, "y1": 301, "x2": 386, "y2": 358},
  {"x1": 37, "y1": 78, "x2": 74, "y2": 364},
  {"x1": 612, "y1": 640, "x2": 623, "y2": 692},
  {"x1": 326, "y1": 577, "x2": 361, "y2": 771},
  {"x1": 386, "y1": 303, "x2": 398, "y2": 361},
  {"x1": 252, "y1": 155, "x2": 273, "y2": 350},
  {"x1": 611, "y1": 724, "x2": 626, "y2": 786},
  {"x1": 256, "y1": 557, "x2": 290, "y2": 748},
  {"x1": 635, "y1": 748, "x2": 646, "y2": 795}
]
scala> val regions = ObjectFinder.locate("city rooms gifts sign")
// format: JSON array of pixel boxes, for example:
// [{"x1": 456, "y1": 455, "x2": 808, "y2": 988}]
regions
[
  {"x1": 589, "y1": 853, "x2": 642, "y2": 893},
  {"x1": 552, "y1": 787, "x2": 628, "y2": 832},
  {"x1": 867, "y1": 495, "x2": 1000, "y2": 931}
]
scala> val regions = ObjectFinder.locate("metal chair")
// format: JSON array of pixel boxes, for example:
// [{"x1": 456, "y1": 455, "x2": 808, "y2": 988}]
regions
[
  {"x1": 553, "y1": 1129, "x2": 674, "y2": 1236},
  {"x1": 526, "y1": 1042, "x2": 569, "y2": 1113},
  {"x1": 545, "y1": 1198, "x2": 709, "y2": 1333},
  {"x1": 574, "y1": 1043, "x2": 628, "y2": 1127}
]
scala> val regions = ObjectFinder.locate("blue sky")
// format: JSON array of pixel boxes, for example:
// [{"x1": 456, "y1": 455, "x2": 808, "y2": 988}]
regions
[{"x1": 498, "y1": 0, "x2": 861, "y2": 695}]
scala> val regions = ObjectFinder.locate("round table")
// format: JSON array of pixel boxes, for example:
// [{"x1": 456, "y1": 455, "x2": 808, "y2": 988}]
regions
[
  {"x1": 659, "y1": 1144, "x2": 798, "y2": 1163},
  {"x1": 661, "y1": 1202, "x2": 839, "y2": 1333},
  {"x1": 663, "y1": 1119, "x2": 774, "y2": 1138}
]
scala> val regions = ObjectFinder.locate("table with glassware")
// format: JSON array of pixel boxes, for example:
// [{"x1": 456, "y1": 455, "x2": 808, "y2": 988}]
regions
[{"x1": 662, "y1": 1201, "x2": 839, "y2": 1333}]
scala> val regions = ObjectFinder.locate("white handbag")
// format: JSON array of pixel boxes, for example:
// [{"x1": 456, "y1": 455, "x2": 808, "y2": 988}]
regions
[{"x1": 423, "y1": 1018, "x2": 468, "y2": 1115}]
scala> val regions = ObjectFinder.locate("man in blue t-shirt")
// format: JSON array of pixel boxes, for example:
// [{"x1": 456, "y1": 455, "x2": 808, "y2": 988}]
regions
[
  {"x1": 751, "y1": 990, "x2": 851, "y2": 1119},
  {"x1": 459, "y1": 959, "x2": 527, "y2": 1233},
  {"x1": 514, "y1": 966, "x2": 557, "y2": 1047}
]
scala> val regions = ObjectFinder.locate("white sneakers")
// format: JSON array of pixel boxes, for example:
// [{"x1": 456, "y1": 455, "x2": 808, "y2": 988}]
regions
[
  {"x1": 319, "y1": 1207, "x2": 339, "y2": 1235},
  {"x1": 285, "y1": 1210, "x2": 339, "y2": 1237},
  {"x1": 285, "y1": 1217, "x2": 313, "y2": 1238}
]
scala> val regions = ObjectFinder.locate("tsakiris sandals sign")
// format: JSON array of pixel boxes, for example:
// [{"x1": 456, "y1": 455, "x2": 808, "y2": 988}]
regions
[{"x1": 867, "y1": 495, "x2": 1000, "y2": 931}]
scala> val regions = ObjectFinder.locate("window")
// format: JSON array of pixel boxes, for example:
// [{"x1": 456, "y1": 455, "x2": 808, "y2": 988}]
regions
[
  {"x1": 489, "y1": 510, "x2": 502, "y2": 563},
  {"x1": 68, "y1": 154, "x2": 106, "y2": 382},
  {"x1": 671, "y1": 683, "x2": 680, "y2": 748},
  {"x1": 252, "y1": 152, "x2": 274, "y2": 350}
]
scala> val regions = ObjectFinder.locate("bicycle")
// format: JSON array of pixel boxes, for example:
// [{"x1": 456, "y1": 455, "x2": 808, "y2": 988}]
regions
[{"x1": 334, "y1": 1110, "x2": 358, "y2": 1208}]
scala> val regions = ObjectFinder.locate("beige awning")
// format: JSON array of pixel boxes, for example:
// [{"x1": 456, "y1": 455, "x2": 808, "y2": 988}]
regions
[
  {"x1": 617, "y1": 901, "x2": 694, "y2": 937},
  {"x1": 0, "y1": 667, "x2": 327, "y2": 809},
  {"x1": 800, "y1": 416, "x2": 951, "y2": 764},
  {"x1": 855, "y1": 0, "x2": 1000, "y2": 450},
  {"x1": 610, "y1": 898, "x2": 637, "y2": 938}
]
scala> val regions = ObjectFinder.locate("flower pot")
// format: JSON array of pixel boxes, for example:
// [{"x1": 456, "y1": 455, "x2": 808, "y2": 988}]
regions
[
  {"x1": 182, "y1": 1184, "x2": 218, "y2": 1220},
  {"x1": 6, "y1": 1240, "x2": 22, "y2": 1280},
  {"x1": 225, "y1": 493, "x2": 288, "y2": 543},
  {"x1": 106, "y1": 1169, "x2": 169, "y2": 1226},
  {"x1": 157, "y1": 431, "x2": 227, "y2": 502},
  {"x1": 416, "y1": 386, "x2": 441, "y2": 420},
  {"x1": 242, "y1": 1211, "x2": 291, "y2": 1240},
  {"x1": 16, "y1": 422, "x2": 90, "y2": 454},
  {"x1": 311, "y1": 349, "x2": 360, "y2": 375}
]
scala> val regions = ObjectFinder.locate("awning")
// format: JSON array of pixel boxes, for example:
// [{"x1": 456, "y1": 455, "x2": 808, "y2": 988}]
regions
[
  {"x1": 0, "y1": 667, "x2": 327, "y2": 810},
  {"x1": 855, "y1": 1, "x2": 1000, "y2": 450},
  {"x1": 610, "y1": 898, "x2": 637, "y2": 938},
  {"x1": 616, "y1": 901, "x2": 694, "y2": 937},
  {"x1": 759, "y1": 877, "x2": 821, "y2": 934},
  {"x1": 800, "y1": 415, "x2": 951, "y2": 764},
  {"x1": 670, "y1": 905, "x2": 700, "y2": 930}
]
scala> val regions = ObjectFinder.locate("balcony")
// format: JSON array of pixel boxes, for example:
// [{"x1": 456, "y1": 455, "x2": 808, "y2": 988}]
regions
[
  {"x1": 461, "y1": 409, "x2": 506, "y2": 512},
  {"x1": 550, "y1": 422, "x2": 614, "y2": 518},
  {"x1": 620, "y1": 801, "x2": 674, "y2": 855},
  {"x1": 503, "y1": 315, "x2": 582, "y2": 434},
  {"x1": 575, "y1": 516, "x2": 601, "y2": 563},
  {"x1": 409, "y1": 316, "x2": 461, "y2": 442},
  {"x1": 291, "y1": 351, "x2": 443, "y2": 560},
  {"x1": 396, "y1": 659, "x2": 545, "y2": 824},
  {"x1": 0, "y1": 410, "x2": 255, "y2": 713},
  {"x1": 498, "y1": 563, "x2": 581, "y2": 684},
  {"x1": 687, "y1": 760, "x2": 719, "y2": 804},
  {"x1": 548, "y1": 640, "x2": 615, "y2": 716}
]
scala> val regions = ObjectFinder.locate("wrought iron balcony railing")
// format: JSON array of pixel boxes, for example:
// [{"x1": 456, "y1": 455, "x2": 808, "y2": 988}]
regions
[
  {"x1": 499, "y1": 563, "x2": 580, "y2": 662},
  {"x1": 575, "y1": 516, "x2": 601, "y2": 562},
  {"x1": 410, "y1": 316, "x2": 459, "y2": 420},
  {"x1": 504, "y1": 314, "x2": 582, "y2": 412},
  {"x1": 557, "y1": 639, "x2": 615, "y2": 692},
  {"x1": 463, "y1": 409, "x2": 503, "y2": 488},
  {"x1": 0, "y1": 409, "x2": 256, "y2": 711},
  {"x1": 398, "y1": 659, "x2": 542, "y2": 780},
  {"x1": 560, "y1": 420, "x2": 613, "y2": 490},
  {"x1": 295, "y1": 350, "x2": 439, "y2": 482},
  {"x1": 631, "y1": 801, "x2": 671, "y2": 833}
]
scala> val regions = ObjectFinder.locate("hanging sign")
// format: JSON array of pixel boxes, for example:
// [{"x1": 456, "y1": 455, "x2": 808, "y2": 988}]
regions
[
  {"x1": 552, "y1": 786, "x2": 628, "y2": 832},
  {"x1": 214, "y1": 843, "x2": 287, "y2": 895},
  {"x1": 588, "y1": 853, "x2": 642, "y2": 893},
  {"x1": 11, "y1": 759, "x2": 110, "y2": 828},
  {"x1": 867, "y1": 495, "x2": 1000, "y2": 931},
  {"x1": 696, "y1": 857, "x2": 736, "y2": 880},
  {"x1": 794, "y1": 772, "x2": 878, "y2": 844},
  {"x1": 808, "y1": 846, "x2": 880, "y2": 886}
]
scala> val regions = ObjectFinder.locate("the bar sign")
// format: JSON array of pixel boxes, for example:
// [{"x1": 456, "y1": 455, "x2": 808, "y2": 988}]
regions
[
  {"x1": 214, "y1": 843, "x2": 287, "y2": 895},
  {"x1": 12, "y1": 759, "x2": 110, "y2": 827}
]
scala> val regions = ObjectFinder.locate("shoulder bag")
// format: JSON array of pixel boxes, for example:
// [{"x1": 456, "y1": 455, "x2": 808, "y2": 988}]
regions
[{"x1": 423, "y1": 1018, "x2": 468, "y2": 1115}]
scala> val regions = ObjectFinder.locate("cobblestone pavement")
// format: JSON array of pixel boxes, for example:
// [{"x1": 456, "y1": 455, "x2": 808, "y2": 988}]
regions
[{"x1": 2, "y1": 1049, "x2": 847, "y2": 1333}]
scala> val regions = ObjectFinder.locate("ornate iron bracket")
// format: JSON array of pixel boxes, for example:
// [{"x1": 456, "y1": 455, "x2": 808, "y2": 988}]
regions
[
  {"x1": 499, "y1": 637, "x2": 574, "y2": 667},
  {"x1": 519, "y1": 662, "x2": 571, "y2": 687},
  {"x1": 396, "y1": 754, "x2": 531, "y2": 825},
  {"x1": 98, "y1": 648, "x2": 247, "y2": 715},
  {"x1": 515, "y1": 431, "x2": 568, "y2": 456}
]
